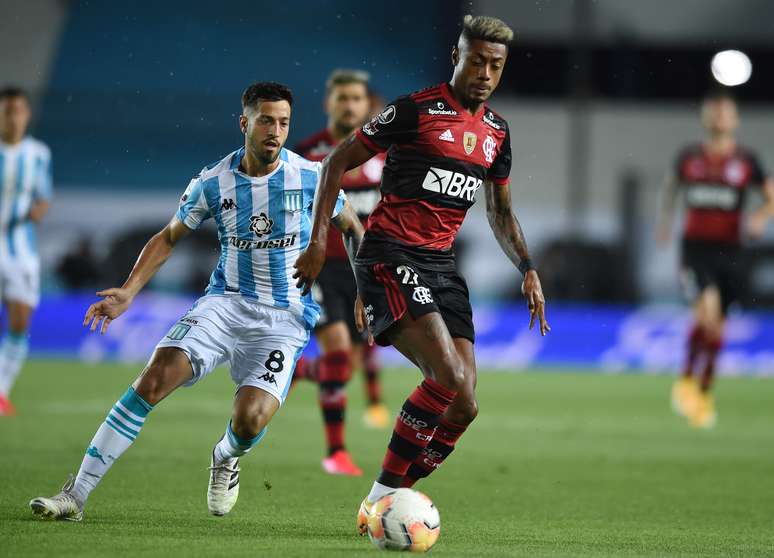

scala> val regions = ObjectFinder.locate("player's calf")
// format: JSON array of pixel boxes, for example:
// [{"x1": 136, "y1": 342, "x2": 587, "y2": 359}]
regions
[{"x1": 208, "y1": 386, "x2": 277, "y2": 516}]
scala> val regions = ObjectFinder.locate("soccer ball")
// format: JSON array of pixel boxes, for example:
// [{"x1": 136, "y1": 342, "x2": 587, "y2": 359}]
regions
[{"x1": 367, "y1": 488, "x2": 441, "y2": 552}]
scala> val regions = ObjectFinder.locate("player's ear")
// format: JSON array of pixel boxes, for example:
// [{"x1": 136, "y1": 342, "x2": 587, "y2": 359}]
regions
[
  {"x1": 451, "y1": 45, "x2": 460, "y2": 66},
  {"x1": 239, "y1": 114, "x2": 248, "y2": 135}
]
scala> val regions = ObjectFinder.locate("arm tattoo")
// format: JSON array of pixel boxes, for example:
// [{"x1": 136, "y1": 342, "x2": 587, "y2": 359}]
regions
[{"x1": 485, "y1": 180, "x2": 532, "y2": 272}]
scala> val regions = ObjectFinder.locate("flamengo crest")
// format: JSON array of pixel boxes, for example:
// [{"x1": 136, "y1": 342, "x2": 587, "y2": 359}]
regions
[{"x1": 482, "y1": 135, "x2": 497, "y2": 164}]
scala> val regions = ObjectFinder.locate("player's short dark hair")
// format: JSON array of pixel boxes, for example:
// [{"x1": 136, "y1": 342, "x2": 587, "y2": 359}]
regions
[
  {"x1": 460, "y1": 14, "x2": 514, "y2": 47},
  {"x1": 241, "y1": 82, "x2": 293, "y2": 111},
  {"x1": 0, "y1": 86, "x2": 29, "y2": 102},
  {"x1": 325, "y1": 69, "x2": 370, "y2": 97},
  {"x1": 702, "y1": 88, "x2": 736, "y2": 105}
]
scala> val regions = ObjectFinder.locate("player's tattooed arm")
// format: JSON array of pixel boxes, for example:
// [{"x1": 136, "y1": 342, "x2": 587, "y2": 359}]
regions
[
  {"x1": 748, "y1": 178, "x2": 774, "y2": 239},
  {"x1": 484, "y1": 179, "x2": 550, "y2": 336},
  {"x1": 294, "y1": 134, "x2": 374, "y2": 293},
  {"x1": 84, "y1": 218, "x2": 192, "y2": 334},
  {"x1": 656, "y1": 173, "x2": 680, "y2": 246}
]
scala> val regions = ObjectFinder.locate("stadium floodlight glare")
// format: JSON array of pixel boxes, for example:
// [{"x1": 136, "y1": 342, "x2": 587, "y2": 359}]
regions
[{"x1": 711, "y1": 50, "x2": 752, "y2": 87}]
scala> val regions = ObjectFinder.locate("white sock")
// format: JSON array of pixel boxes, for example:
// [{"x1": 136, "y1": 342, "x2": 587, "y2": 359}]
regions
[
  {"x1": 0, "y1": 332, "x2": 29, "y2": 396},
  {"x1": 71, "y1": 387, "x2": 153, "y2": 505},
  {"x1": 213, "y1": 420, "x2": 267, "y2": 464},
  {"x1": 367, "y1": 481, "x2": 396, "y2": 504}
]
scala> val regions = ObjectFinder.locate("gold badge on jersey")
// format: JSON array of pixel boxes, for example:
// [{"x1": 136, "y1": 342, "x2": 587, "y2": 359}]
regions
[{"x1": 463, "y1": 132, "x2": 477, "y2": 155}]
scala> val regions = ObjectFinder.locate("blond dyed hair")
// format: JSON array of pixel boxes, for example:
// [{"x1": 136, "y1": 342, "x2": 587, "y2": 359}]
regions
[{"x1": 460, "y1": 14, "x2": 514, "y2": 46}]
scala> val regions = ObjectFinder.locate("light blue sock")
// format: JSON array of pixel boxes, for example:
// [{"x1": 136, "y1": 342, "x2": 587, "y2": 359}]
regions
[
  {"x1": 0, "y1": 332, "x2": 29, "y2": 396},
  {"x1": 213, "y1": 420, "x2": 267, "y2": 464},
  {"x1": 72, "y1": 387, "x2": 154, "y2": 505}
]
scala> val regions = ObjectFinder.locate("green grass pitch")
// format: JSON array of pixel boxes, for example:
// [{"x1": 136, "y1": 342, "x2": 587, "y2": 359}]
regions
[{"x1": 1, "y1": 359, "x2": 773, "y2": 557}]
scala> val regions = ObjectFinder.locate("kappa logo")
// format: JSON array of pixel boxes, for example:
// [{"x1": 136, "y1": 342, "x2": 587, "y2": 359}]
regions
[
  {"x1": 221, "y1": 198, "x2": 237, "y2": 211},
  {"x1": 258, "y1": 372, "x2": 278, "y2": 386},
  {"x1": 250, "y1": 212, "x2": 273, "y2": 237},
  {"x1": 421, "y1": 167, "x2": 482, "y2": 202},
  {"x1": 438, "y1": 129, "x2": 455, "y2": 143},
  {"x1": 86, "y1": 445, "x2": 106, "y2": 465},
  {"x1": 412, "y1": 286, "x2": 434, "y2": 305},
  {"x1": 482, "y1": 135, "x2": 497, "y2": 164},
  {"x1": 463, "y1": 131, "x2": 477, "y2": 155}
]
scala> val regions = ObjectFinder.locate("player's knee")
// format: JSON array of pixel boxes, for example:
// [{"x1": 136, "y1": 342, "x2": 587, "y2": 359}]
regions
[
  {"x1": 135, "y1": 359, "x2": 185, "y2": 405},
  {"x1": 434, "y1": 354, "x2": 466, "y2": 392},
  {"x1": 448, "y1": 399, "x2": 478, "y2": 426}
]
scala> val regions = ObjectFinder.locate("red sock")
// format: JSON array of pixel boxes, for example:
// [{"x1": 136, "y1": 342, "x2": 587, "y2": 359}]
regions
[
  {"x1": 402, "y1": 418, "x2": 467, "y2": 487},
  {"x1": 318, "y1": 350, "x2": 352, "y2": 455},
  {"x1": 700, "y1": 337, "x2": 722, "y2": 392},
  {"x1": 382, "y1": 379, "x2": 457, "y2": 478},
  {"x1": 363, "y1": 343, "x2": 382, "y2": 405},
  {"x1": 683, "y1": 324, "x2": 705, "y2": 378}
]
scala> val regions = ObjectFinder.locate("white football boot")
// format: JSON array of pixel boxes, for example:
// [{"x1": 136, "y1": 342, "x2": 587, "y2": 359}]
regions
[
  {"x1": 207, "y1": 450, "x2": 240, "y2": 516},
  {"x1": 29, "y1": 475, "x2": 84, "y2": 522}
]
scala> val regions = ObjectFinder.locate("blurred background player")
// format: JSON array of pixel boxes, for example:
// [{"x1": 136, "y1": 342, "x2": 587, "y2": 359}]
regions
[
  {"x1": 294, "y1": 70, "x2": 388, "y2": 477},
  {"x1": 294, "y1": 14, "x2": 549, "y2": 527},
  {"x1": 0, "y1": 86, "x2": 52, "y2": 416},
  {"x1": 658, "y1": 90, "x2": 774, "y2": 428}
]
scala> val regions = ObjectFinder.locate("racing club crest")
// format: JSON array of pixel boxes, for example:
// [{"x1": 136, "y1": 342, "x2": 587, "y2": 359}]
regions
[
  {"x1": 250, "y1": 212, "x2": 274, "y2": 237},
  {"x1": 463, "y1": 132, "x2": 477, "y2": 155}
]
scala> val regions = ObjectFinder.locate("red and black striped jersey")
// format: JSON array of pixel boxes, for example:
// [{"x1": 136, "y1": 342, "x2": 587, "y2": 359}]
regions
[
  {"x1": 295, "y1": 128, "x2": 385, "y2": 260},
  {"x1": 675, "y1": 143, "x2": 766, "y2": 245},
  {"x1": 354, "y1": 82, "x2": 512, "y2": 269}
]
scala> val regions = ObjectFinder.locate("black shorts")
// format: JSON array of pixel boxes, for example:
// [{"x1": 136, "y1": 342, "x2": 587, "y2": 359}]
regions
[
  {"x1": 680, "y1": 239, "x2": 743, "y2": 315},
  {"x1": 354, "y1": 260, "x2": 474, "y2": 346},
  {"x1": 313, "y1": 258, "x2": 361, "y2": 341}
]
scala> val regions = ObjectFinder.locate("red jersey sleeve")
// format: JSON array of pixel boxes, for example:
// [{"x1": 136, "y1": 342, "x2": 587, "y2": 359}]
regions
[
  {"x1": 355, "y1": 96, "x2": 419, "y2": 153},
  {"x1": 487, "y1": 125, "x2": 512, "y2": 185}
]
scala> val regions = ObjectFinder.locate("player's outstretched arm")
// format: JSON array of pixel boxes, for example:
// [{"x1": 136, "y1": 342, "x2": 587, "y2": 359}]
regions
[
  {"x1": 330, "y1": 200, "x2": 373, "y2": 344},
  {"x1": 484, "y1": 180, "x2": 550, "y2": 336},
  {"x1": 294, "y1": 135, "x2": 374, "y2": 292},
  {"x1": 83, "y1": 217, "x2": 192, "y2": 334},
  {"x1": 748, "y1": 178, "x2": 774, "y2": 239}
]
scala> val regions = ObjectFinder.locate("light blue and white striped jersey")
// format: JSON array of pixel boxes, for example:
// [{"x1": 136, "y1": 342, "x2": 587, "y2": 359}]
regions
[
  {"x1": 176, "y1": 146, "x2": 347, "y2": 329},
  {"x1": 0, "y1": 137, "x2": 52, "y2": 263}
]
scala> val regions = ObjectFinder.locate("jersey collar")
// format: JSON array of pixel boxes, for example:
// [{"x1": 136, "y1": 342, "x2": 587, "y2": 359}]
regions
[{"x1": 441, "y1": 82, "x2": 486, "y2": 120}]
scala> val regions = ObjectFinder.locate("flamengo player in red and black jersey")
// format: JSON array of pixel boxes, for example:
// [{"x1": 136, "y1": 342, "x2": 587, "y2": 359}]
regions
[
  {"x1": 293, "y1": 70, "x2": 389, "y2": 477},
  {"x1": 658, "y1": 90, "x2": 774, "y2": 428},
  {"x1": 294, "y1": 15, "x2": 549, "y2": 529}
]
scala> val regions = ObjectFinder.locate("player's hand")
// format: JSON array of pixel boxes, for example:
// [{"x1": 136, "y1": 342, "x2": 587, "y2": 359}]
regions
[
  {"x1": 83, "y1": 288, "x2": 133, "y2": 335},
  {"x1": 747, "y1": 210, "x2": 769, "y2": 240},
  {"x1": 521, "y1": 270, "x2": 550, "y2": 336},
  {"x1": 354, "y1": 295, "x2": 374, "y2": 346},
  {"x1": 293, "y1": 242, "x2": 326, "y2": 295}
]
